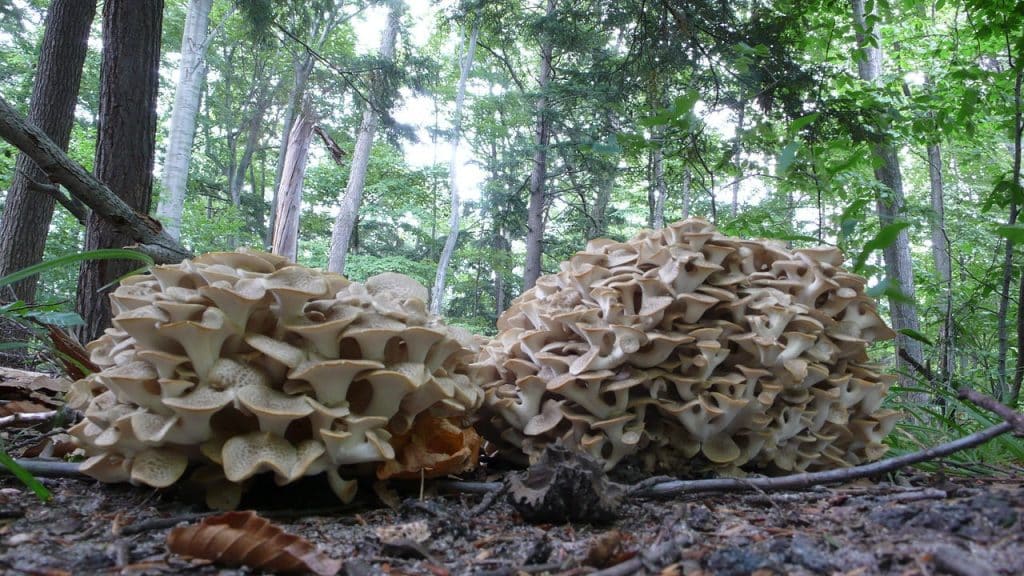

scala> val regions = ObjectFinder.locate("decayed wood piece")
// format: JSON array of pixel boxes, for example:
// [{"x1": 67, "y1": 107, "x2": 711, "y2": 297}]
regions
[
  {"x1": 0, "y1": 96, "x2": 190, "y2": 264},
  {"x1": 166, "y1": 510, "x2": 342, "y2": 575}
]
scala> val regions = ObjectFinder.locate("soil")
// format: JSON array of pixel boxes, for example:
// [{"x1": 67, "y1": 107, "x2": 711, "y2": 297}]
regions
[{"x1": 1, "y1": 369, "x2": 1022, "y2": 576}]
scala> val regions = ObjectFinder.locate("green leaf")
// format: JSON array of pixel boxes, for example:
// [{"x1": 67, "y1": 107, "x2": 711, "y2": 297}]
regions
[
  {"x1": 853, "y1": 221, "x2": 911, "y2": 273},
  {"x1": 777, "y1": 141, "x2": 801, "y2": 175},
  {"x1": 788, "y1": 112, "x2": 820, "y2": 134},
  {"x1": 897, "y1": 328, "x2": 934, "y2": 346},
  {"x1": 0, "y1": 449, "x2": 51, "y2": 502},
  {"x1": 996, "y1": 224, "x2": 1024, "y2": 243},
  {"x1": 0, "y1": 249, "x2": 154, "y2": 290},
  {"x1": 866, "y1": 277, "x2": 913, "y2": 304},
  {"x1": 26, "y1": 311, "x2": 85, "y2": 327}
]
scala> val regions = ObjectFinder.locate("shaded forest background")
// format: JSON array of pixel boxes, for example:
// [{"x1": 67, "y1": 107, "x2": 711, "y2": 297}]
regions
[{"x1": 0, "y1": 0, "x2": 1023, "y2": 452}]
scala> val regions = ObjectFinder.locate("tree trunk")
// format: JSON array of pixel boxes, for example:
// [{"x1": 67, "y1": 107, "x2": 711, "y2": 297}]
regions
[
  {"x1": 266, "y1": 53, "x2": 314, "y2": 249},
  {"x1": 927, "y1": 142, "x2": 954, "y2": 390},
  {"x1": 652, "y1": 144, "x2": 668, "y2": 229},
  {"x1": 76, "y1": 0, "x2": 164, "y2": 344},
  {"x1": 270, "y1": 100, "x2": 314, "y2": 262},
  {"x1": 154, "y1": 0, "x2": 214, "y2": 241},
  {"x1": 850, "y1": 0, "x2": 925, "y2": 392},
  {"x1": 0, "y1": 0, "x2": 96, "y2": 303},
  {"x1": 681, "y1": 167, "x2": 691, "y2": 219},
  {"x1": 523, "y1": 0, "x2": 555, "y2": 291},
  {"x1": 730, "y1": 101, "x2": 746, "y2": 218},
  {"x1": 430, "y1": 19, "x2": 479, "y2": 315},
  {"x1": 1010, "y1": 63, "x2": 1024, "y2": 404},
  {"x1": 327, "y1": 4, "x2": 401, "y2": 274}
]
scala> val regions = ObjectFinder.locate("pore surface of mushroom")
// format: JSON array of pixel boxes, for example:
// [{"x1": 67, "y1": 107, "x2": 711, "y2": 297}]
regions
[
  {"x1": 471, "y1": 219, "x2": 899, "y2": 474},
  {"x1": 70, "y1": 249, "x2": 483, "y2": 506}
]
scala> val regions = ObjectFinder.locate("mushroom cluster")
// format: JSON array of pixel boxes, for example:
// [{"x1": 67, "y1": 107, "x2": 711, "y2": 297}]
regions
[
  {"x1": 69, "y1": 249, "x2": 483, "y2": 507},
  {"x1": 472, "y1": 219, "x2": 899, "y2": 474}
]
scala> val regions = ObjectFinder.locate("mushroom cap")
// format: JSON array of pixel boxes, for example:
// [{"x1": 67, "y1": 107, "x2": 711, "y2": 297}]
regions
[
  {"x1": 71, "y1": 249, "x2": 483, "y2": 506},
  {"x1": 475, "y1": 218, "x2": 897, "y2": 474}
]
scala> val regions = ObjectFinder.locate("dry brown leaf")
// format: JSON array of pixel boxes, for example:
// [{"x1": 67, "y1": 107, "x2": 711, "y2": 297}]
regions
[
  {"x1": 166, "y1": 510, "x2": 341, "y2": 575},
  {"x1": 378, "y1": 415, "x2": 481, "y2": 480}
]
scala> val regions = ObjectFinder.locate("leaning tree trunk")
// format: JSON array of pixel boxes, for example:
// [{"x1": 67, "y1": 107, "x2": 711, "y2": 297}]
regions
[
  {"x1": 154, "y1": 0, "x2": 214, "y2": 241},
  {"x1": 76, "y1": 0, "x2": 164, "y2": 344},
  {"x1": 266, "y1": 53, "x2": 314, "y2": 248},
  {"x1": 270, "y1": 100, "x2": 314, "y2": 262},
  {"x1": 850, "y1": 0, "x2": 925, "y2": 392},
  {"x1": 523, "y1": 0, "x2": 556, "y2": 291},
  {"x1": 327, "y1": 3, "x2": 401, "y2": 274},
  {"x1": 430, "y1": 18, "x2": 479, "y2": 315},
  {"x1": 0, "y1": 0, "x2": 96, "y2": 302}
]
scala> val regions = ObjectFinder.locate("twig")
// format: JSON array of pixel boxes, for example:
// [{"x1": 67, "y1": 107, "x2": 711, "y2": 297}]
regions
[
  {"x1": 2, "y1": 458, "x2": 85, "y2": 477},
  {"x1": 0, "y1": 410, "x2": 57, "y2": 427},
  {"x1": 435, "y1": 479, "x2": 502, "y2": 494},
  {"x1": 631, "y1": 421, "x2": 1013, "y2": 498},
  {"x1": 469, "y1": 480, "x2": 507, "y2": 516},
  {"x1": 958, "y1": 387, "x2": 1024, "y2": 435},
  {"x1": 899, "y1": 347, "x2": 936, "y2": 382}
]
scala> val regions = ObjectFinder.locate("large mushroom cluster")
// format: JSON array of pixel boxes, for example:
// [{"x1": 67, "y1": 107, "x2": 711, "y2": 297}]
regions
[
  {"x1": 472, "y1": 219, "x2": 899, "y2": 474},
  {"x1": 69, "y1": 249, "x2": 483, "y2": 508}
]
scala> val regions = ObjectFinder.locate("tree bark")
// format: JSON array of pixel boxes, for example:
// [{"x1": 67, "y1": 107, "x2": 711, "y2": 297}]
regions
[
  {"x1": 270, "y1": 99, "x2": 314, "y2": 262},
  {"x1": 523, "y1": 0, "x2": 556, "y2": 291},
  {"x1": 154, "y1": 0, "x2": 214, "y2": 241},
  {"x1": 327, "y1": 3, "x2": 401, "y2": 274},
  {"x1": 0, "y1": 0, "x2": 96, "y2": 303},
  {"x1": 76, "y1": 0, "x2": 165, "y2": 344},
  {"x1": 430, "y1": 19, "x2": 479, "y2": 315},
  {"x1": 850, "y1": 0, "x2": 925, "y2": 392}
]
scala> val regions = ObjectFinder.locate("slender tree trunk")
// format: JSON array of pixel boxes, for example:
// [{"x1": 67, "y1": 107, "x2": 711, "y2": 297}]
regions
[
  {"x1": 77, "y1": 0, "x2": 163, "y2": 343},
  {"x1": 271, "y1": 100, "x2": 314, "y2": 262},
  {"x1": 155, "y1": 0, "x2": 214, "y2": 240},
  {"x1": 0, "y1": 0, "x2": 96, "y2": 302},
  {"x1": 327, "y1": 4, "x2": 402, "y2": 273},
  {"x1": 850, "y1": 0, "x2": 925, "y2": 392},
  {"x1": 430, "y1": 19, "x2": 479, "y2": 315},
  {"x1": 589, "y1": 160, "x2": 614, "y2": 239},
  {"x1": 927, "y1": 142, "x2": 954, "y2": 390},
  {"x1": 266, "y1": 53, "x2": 314, "y2": 248},
  {"x1": 730, "y1": 101, "x2": 746, "y2": 218},
  {"x1": 523, "y1": 0, "x2": 555, "y2": 291},
  {"x1": 681, "y1": 167, "x2": 691, "y2": 220},
  {"x1": 1010, "y1": 63, "x2": 1024, "y2": 405},
  {"x1": 652, "y1": 145, "x2": 667, "y2": 229}
]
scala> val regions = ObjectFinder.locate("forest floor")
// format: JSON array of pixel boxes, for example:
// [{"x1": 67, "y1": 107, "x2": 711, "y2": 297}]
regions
[{"x1": 1, "y1": 371, "x2": 1023, "y2": 575}]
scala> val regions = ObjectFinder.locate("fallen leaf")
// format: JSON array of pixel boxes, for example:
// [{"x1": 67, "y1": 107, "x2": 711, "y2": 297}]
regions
[
  {"x1": 375, "y1": 520, "x2": 430, "y2": 545},
  {"x1": 166, "y1": 510, "x2": 341, "y2": 575},
  {"x1": 378, "y1": 415, "x2": 481, "y2": 480},
  {"x1": 585, "y1": 530, "x2": 623, "y2": 567},
  {"x1": 508, "y1": 442, "x2": 623, "y2": 523}
]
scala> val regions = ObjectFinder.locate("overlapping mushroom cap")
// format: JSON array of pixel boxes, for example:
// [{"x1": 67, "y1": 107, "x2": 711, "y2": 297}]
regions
[
  {"x1": 472, "y1": 219, "x2": 899, "y2": 474},
  {"x1": 69, "y1": 249, "x2": 483, "y2": 507}
]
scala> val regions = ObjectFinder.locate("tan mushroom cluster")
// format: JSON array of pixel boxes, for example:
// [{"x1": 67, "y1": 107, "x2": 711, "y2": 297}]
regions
[
  {"x1": 69, "y1": 249, "x2": 483, "y2": 508},
  {"x1": 472, "y1": 219, "x2": 899, "y2": 475}
]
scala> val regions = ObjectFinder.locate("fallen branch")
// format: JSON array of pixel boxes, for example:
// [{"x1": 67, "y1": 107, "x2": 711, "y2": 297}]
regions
[
  {"x1": 959, "y1": 387, "x2": 1024, "y2": 435},
  {"x1": 2, "y1": 422, "x2": 1014, "y2": 502},
  {"x1": 631, "y1": 421, "x2": 1013, "y2": 498},
  {"x1": 0, "y1": 96, "x2": 190, "y2": 264},
  {"x1": 0, "y1": 410, "x2": 57, "y2": 427}
]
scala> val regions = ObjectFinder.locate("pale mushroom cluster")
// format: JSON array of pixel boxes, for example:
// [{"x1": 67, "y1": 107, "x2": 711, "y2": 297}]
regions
[
  {"x1": 472, "y1": 219, "x2": 899, "y2": 475},
  {"x1": 69, "y1": 249, "x2": 483, "y2": 508}
]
